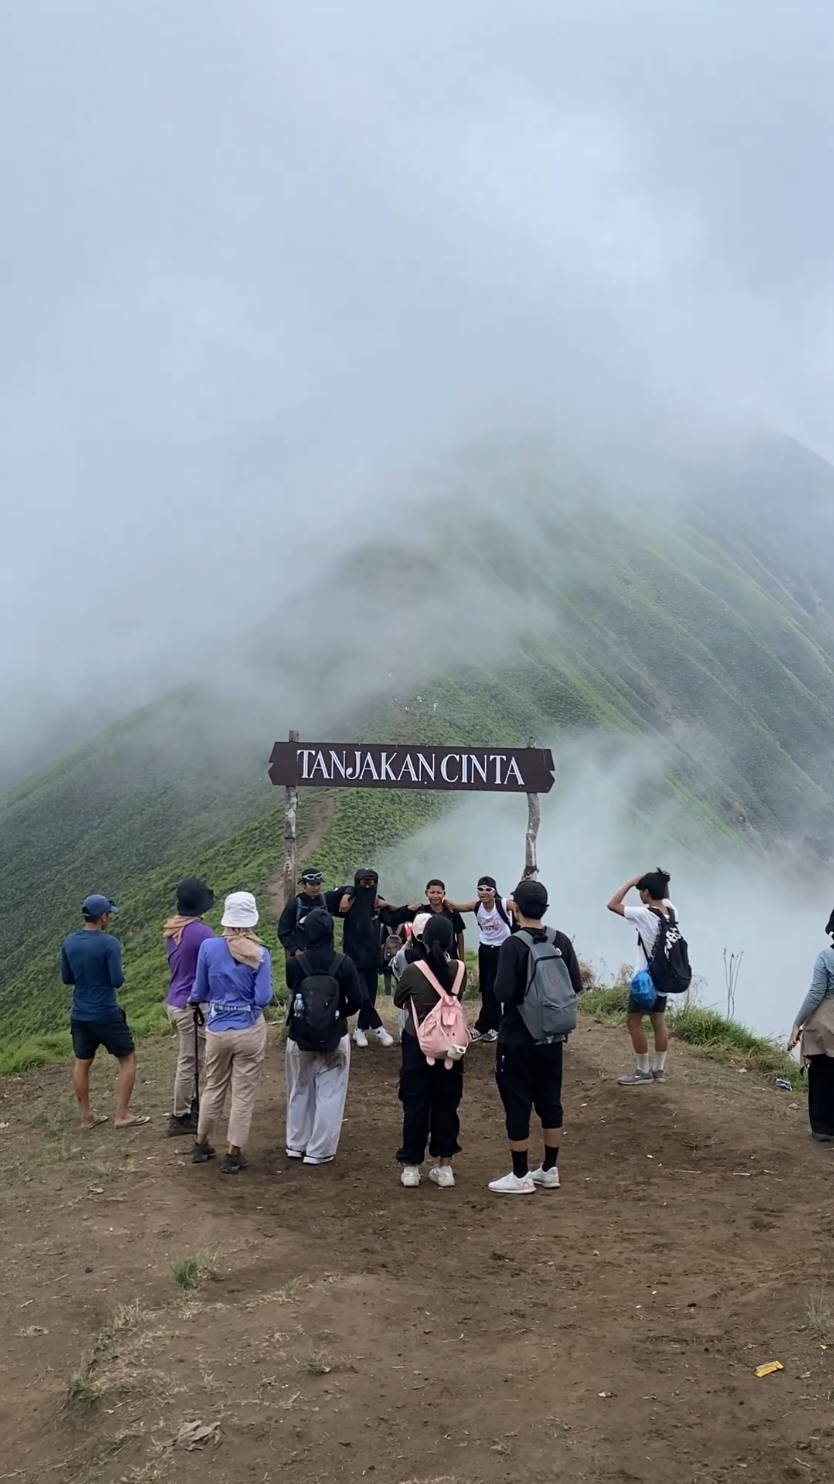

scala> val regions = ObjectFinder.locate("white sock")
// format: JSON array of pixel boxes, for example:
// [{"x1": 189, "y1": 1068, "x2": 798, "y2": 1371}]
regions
[
  {"x1": 637, "y1": 1054, "x2": 651, "y2": 1074},
  {"x1": 653, "y1": 1051, "x2": 667, "y2": 1072}
]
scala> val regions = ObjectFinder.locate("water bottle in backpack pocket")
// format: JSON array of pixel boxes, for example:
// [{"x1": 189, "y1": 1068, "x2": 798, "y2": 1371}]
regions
[
  {"x1": 292, "y1": 953, "x2": 344, "y2": 1053},
  {"x1": 515, "y1": 930, "x2": 578, "y2": 1043}
]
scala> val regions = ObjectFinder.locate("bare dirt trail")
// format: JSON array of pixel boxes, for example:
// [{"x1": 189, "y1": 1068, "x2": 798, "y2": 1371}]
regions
[
  {"x1": 0, "y1": 1011, "x2": 832, "y2": 1484},
  {"x1": 265, "y1": 793, "x2": 337, "y2": 917}
]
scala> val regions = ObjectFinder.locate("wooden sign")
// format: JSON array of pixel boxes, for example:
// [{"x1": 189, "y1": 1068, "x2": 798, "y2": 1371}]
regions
[{"x1": 268, "y1": 742, "x2": 555, "y2": 794}]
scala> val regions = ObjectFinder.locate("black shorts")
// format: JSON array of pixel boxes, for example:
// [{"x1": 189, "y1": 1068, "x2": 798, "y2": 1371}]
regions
[
  {"x1": 71, "y1": 1010, "x2": 135, "y2": 1062},
  {"x1": 626, "y1": 994, "x2": 668, "y2": 1016},
  {"x1": 496, "y1": 1040, "x2": 564, "y2": 1141}
]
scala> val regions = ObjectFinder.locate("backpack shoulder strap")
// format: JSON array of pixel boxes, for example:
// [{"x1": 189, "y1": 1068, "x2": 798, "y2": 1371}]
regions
[
  {"x1": 414, "y1": 958, "x2": 463, "y2": 999},
  {"x1": 496, "y1": 898, "x2": 511, "y2": 927},
  {"x1": 296, "y1": 952, "x2": 310, "y2": 976},
  {"x1": 328, "y1": 954, "x2": 343, "y2": 976}
]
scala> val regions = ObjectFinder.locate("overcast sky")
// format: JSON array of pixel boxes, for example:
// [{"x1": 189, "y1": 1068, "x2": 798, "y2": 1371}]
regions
[{"x1": 1, "y1": 0, "x2": 832, "y2": 769}]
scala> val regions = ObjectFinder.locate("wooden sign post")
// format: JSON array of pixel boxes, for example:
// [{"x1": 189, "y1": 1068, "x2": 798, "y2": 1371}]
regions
[
  {"x1": 269, "y1": 739, "x2": 555, "y2": 899},
  {"x1": 282, "y1": 729, "x2": 299, "y2": 914}
]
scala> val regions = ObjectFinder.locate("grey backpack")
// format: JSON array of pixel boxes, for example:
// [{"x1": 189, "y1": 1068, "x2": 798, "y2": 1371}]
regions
[{"x1": 516, "y1": 929, "x2": 578, "y2": 1043}]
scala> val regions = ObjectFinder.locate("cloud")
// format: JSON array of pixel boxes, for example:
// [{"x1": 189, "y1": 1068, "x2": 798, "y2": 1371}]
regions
[{"x1": 2, "y1": 0, "x2": 833, "y2": 770}]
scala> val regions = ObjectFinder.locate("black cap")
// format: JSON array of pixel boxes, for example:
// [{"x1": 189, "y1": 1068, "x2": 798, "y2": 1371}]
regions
[
  {"x1": 512, "y1": 879, "x2": 548, "y2": 919},
  {"x1": 300, "y1": 869, "x2": 324, "y2": 884}
]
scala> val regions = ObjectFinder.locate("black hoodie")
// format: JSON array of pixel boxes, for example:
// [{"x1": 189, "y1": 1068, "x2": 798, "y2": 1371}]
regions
[
  {"x1": 325, "y1": 869, "x2": 412, "y2": 971},
  {"x1": 285, "y1": 909, "x2": 365, "y2": 1040}
]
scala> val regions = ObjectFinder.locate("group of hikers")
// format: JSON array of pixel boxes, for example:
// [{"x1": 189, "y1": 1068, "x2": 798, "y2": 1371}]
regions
[{"x1": 59, "y1": 861, "x2": 834, "y2": 1183}]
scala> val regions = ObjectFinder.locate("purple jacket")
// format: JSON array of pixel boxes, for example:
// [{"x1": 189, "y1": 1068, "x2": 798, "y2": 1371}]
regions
[{"x1": 166, "y1": 921, "x2": 215, "y2": 1009}]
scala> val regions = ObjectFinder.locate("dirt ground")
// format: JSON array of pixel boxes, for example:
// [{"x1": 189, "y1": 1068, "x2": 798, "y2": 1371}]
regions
[{"x1": 1, "y1": 1006, "x2": 833, "y2": 1484}]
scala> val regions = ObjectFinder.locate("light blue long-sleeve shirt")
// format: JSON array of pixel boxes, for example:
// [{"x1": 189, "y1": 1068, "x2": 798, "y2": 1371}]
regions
[
  {"x1": 190, "y1": 938, "x2": 273, "y2": 1031},
  {"x1": 795, "y1": 946, "x2": 834, "y2": 1027}
]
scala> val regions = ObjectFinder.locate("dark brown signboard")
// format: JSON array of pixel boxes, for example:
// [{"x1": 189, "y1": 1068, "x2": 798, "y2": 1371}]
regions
[{"x1": 268, "y1": 742, "x2": 554, "y2": 793}]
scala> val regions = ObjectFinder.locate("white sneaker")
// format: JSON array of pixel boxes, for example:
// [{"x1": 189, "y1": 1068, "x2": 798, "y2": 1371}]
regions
[
  {"x1": 400, "y1": 1165, "x2": 421, "y2": 1187},
  {"x1": 285, "y1": 1148, "x2": 305, "y2": 1160},
  {"x1": 303, "y1": 1154, "x2": 333, "y2": 1165},
  {"x1": 530, "y1": 1165, "x2": 560, "y2": 1189},
  {"x1": 353, "y1": 1027, "x2": 369, "y2": 1048},
  {"x1": 429, "y1": 1165, "x2": 455, "y2": 1188},
  {"x1": 375, "y1": 1026, "x2": 395, "y2": 1047},
  {"x1": 488, "y1": 1171, "x2": 536, "y2": 1195}
]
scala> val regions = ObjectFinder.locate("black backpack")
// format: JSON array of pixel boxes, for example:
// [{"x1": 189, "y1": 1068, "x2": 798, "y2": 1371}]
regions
[
  {"x1": 291, "y1": 953, "x2": 343, "y2": 1053},
  {"x1": 640, "y1": 909, "x2": 692, "y2": 996}
]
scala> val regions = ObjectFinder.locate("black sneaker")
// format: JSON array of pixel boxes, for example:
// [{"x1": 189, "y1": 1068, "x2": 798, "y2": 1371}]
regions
[
  {"x1": 220, "y1": 1153, "x2": 248, "y2": 1176},
  {"x1": 168, "y1": 1114, "x2": 197, "y2": 1137},
  {"x1": 191, "y1": 1143, "x2": 216, "y2": 1164}
]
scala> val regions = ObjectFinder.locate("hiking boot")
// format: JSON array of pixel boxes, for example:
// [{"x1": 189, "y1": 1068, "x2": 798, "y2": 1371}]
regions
[
  {"x1": 220, "y1": 1153, "x2": 248, "y2": 1175},
  {"x1": 354, "y1": 1028, "x2": 369, "y2": 1048},
  {"x1": 400, "y1": 1165, "x2": 421, "y2": 1187},
  {"x1": 168, "y1": 1113, "x2": 196, "y2": 1137},
  {"x1": 652, "y1": 1068, "x2": 666, "y2": 1083},
  {"x1": 429, "y1": 1165, "x2": 455, "y2": 1188},
  {"x1": 374, "y1": 1026, "x2": 395, "y2": 1048},
  {"x1": 191, "y1": 1142, "x2": 216, "y2": 1164},
  {"x1": 618, "y1": 1069, "x2": 654, "y2": 1087},
  {"x1": 488, "y1": 1172, "x2": 535, "y2": 1195},
  {"x1": 530, "y1": 1165, "x2": 561, "y2": 1189}
]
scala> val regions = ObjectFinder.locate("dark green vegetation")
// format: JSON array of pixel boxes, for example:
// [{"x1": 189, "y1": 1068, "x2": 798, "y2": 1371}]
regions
[{"x1": 3, "y1": 438, "x2": 834, "y2": 1070}]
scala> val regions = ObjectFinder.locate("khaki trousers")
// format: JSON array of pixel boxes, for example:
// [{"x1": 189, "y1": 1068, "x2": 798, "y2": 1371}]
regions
[
  {"x1": 197, "y1": 1018, "x2": 268, "y2": 1150},
  {"x1": 167, "y1": 1005, "x2": 205, "y2": 1117}
]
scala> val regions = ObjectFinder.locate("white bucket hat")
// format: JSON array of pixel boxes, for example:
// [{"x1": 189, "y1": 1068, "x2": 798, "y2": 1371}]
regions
[{"x1": 221, "y1": 891, "x2": 259, "y2": 929}]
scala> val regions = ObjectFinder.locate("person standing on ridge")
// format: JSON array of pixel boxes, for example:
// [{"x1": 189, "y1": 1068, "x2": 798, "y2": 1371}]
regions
[
  {"x1": 164, "y1": 878, "x2": 215, "y2": 1136},
  {"x1": 606, "y1": 869, "x2": 675, "y2": 1086},
  {"x1": 285, "y1": 908, "x2": 365, "y2": 1164},
  {"x1": 489, "y1": 879, "x2": 583, "y2": 1195},
  {"x1": 788, "y1": 909, "x2": 834, "y2": 1141},
  {"x1": 326, "y1": 869, "x2": 418, "y2": 1048},
  {"x1": 61, "y1": 895, "x2": 149, "y2": 1130},
  {"x1": 278, "y1": 869, "x2": 326, "y2": 959},
  {"x1": 418, "y1": 878, "x2": 465, "y2": 959},
  {"x1": 446, "y1": 876, "x2": 513, "y2": 1041},
  {"x1": 189, "y1": 891, "x2": 274, "y2": 1175}
]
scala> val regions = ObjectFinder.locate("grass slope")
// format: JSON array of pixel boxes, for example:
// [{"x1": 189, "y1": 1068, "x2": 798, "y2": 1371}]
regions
[{"x1": 5, "y1": 480, "x2": 834, "y2": 1064}]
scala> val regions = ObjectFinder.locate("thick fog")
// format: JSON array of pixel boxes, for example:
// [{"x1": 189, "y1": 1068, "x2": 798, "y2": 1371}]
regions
[
  {"x1": 379, "y1": 736, "x2": 831, "y2": 1042},
  {"x1": 2, "y1": 0, "x2": 834, "y2": 773}
]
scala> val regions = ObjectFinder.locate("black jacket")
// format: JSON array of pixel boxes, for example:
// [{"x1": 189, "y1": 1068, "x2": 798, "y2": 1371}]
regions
[
  {"x1": 286, "y1": 942, "x2": 366, "y2": 1041},
  {"x1": 494, "y1": 926, "x2": 584, "y2": 1047},
  {"x1": 325, "y1": 870, "x2": 412, "y2": 971},
  {"x1": 278, "y1": 891, "x2": 326, "y2": 954}
]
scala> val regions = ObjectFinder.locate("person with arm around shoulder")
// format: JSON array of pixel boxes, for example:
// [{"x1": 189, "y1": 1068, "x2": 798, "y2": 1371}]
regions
[
  {"x1": 61, "y1": 894, "x2": 149, "y2": 1131},
  {"x1": 606, "y1": 869, "x2": 674, "y2": 1086},
  {"x1": 393, "y1": 915, "x2": 468, "y2": 1190},
  {"x1": 445, "y1": 875, "x2": 513, "y2": 1042},
  {"x1": 188, "y1": 891, "x2": 273, "y2": 1175},
  {"x1": 163, "y1": 878, "x2": 215, "y2": 1136},
  {"x1": 788, "y1": 910, "x2": 834, "y2": 1142}
]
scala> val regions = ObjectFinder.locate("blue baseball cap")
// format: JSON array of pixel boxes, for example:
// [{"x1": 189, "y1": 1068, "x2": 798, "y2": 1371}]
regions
[{"x1": 82, "y1": 894, "x2": 119, "y2": 920}]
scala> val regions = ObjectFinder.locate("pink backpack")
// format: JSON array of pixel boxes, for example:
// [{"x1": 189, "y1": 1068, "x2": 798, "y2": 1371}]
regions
[{"x1": 410, "y1": 959, "x2": 470, "y2": 1069}]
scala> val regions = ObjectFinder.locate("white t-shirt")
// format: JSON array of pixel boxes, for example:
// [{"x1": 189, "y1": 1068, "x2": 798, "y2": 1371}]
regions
[
  {"x1": 475, "y1": 898, "x2": 513, "y2": 947},
  {"x1": 624, "y1": 901, "x2": 676, "y2": 973}
]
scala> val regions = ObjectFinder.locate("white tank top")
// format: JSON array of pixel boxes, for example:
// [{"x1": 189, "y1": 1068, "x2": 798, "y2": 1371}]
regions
[{"x1": 475, "y1": 898, "x2": 513, "y2": 947}]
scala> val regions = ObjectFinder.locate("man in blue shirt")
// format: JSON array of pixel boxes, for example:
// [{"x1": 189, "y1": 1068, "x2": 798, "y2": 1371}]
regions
[{"x1": 61, "y1": 895, "x2": 147, "y2": 1130}]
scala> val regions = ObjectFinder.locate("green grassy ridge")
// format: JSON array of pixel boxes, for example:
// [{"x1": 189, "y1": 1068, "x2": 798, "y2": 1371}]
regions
[{"x1": 6, "y1": 491, "x2": 834, "y2": 1053}]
